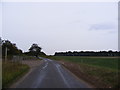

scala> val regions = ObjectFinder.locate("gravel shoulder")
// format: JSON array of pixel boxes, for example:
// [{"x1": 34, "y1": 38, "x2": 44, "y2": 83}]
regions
[{"x1": 21, "y1": 60, "x2": 43, "y2": 68}]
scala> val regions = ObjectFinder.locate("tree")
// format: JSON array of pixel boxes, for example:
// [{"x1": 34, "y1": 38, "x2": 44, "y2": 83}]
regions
[
  {"x1": 29, "y1": 43, "x2": 42, "y2": 57},
  {"x1": 2, "y1": 40, "x2": 22, "y2": 60},
  {"x1": 0, "y1": 37, "x2": 2, "y2": 58},
  {"x1": 0, "y1": 37, "x2": 2, "y2": 46}
]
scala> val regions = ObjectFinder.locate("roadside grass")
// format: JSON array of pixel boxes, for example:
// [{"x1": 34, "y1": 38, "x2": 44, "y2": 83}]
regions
[
  {"x1": 77, "y1": 63, "x2": 119, "y2": 88},
  {"x1": 2, "y1": 61, "x2": 30, "y2": 88},
  {"x1": 48, "y1": 56, "x2": 119, "y2": 88},
  {"x1": 0, "y1": 60, "x2": 2, "y2": 89}
]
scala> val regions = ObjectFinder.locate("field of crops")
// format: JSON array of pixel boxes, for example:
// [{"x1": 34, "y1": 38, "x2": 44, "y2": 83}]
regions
[
  {"x1": 49, "y1": 56, "x2": 119, "y2": 88},
  {"x1": 51, "y1": 56, "x2": 119, "y2": 71}
]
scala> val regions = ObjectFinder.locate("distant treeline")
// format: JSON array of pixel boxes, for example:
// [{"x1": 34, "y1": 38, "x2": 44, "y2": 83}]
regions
[{"x1": 54, "y1": 51, "x2": 120, "y2": 56}]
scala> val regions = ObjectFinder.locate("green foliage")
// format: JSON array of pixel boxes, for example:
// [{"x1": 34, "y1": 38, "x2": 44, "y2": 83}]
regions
[
  {"x1": 2, "y1": 40, "x2": 22, "y2": 60},
  {"x1": 28, "y1": 43, "x2": 42, "y2": 57},
  {"x1": 24, "y1": 43, "x2": 46, "y2": 57}
]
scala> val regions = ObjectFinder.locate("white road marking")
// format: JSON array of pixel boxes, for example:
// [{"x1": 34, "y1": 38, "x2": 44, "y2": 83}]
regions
[
  {"x1": 47, "y1": 59, "x2": 53, "y2": 62},
  {"x1": 55, "y1": 63, "x2": 70, "y2": 88},
  {"x1": 42, "y1": 62, "x2": 48, "y2": 69},
  {"x1": 32, "y1": 71, "x2": 46, "y2": 88}
]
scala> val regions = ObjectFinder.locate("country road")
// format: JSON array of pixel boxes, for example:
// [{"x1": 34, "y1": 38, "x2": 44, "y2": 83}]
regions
[{"x1": 12, "y1": 57, "x2": 93, "y2": 88}]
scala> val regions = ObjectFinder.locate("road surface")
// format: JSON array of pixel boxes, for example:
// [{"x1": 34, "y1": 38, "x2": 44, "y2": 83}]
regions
[{"x1": 13, "y1": 57, "x2": 93, "y2": 88}]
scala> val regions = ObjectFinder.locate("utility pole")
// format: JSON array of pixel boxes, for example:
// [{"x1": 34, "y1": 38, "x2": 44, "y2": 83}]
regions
[
  {"x1": 5, "y1": 47, "x2": 7, "y2": 62},
  {"x1": 3, "y1": 40, "x2": 9, "y2": 62}
]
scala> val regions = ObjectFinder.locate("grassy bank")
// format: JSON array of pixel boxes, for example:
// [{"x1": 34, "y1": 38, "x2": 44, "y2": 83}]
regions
[
  {"x1": 2, "y1": 61, "x2": 30, "y2": 88},
  {"x1": 48, "y1": 56, "x2": 119, "y2": 88}
]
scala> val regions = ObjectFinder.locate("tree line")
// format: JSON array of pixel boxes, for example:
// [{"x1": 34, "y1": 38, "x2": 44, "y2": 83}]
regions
[
  {"x1": 0, "y1": 38, "x2": 46, "y2": 60},
  {"x1": 54, "y1": 50, "x2": 120, "y2": 56}
]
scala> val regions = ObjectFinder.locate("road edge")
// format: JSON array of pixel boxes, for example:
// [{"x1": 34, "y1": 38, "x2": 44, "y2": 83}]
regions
[
  {"x1": 10, "y1": 60, "x2": 44, "y2": 88},
  {"x1": 57, "y1": 61, "x2": 96, "y2": 88}
]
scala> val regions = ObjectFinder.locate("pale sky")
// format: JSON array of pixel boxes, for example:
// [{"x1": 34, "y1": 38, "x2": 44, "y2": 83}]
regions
[{"x1": 1, "y1": 2, "x2": 118, "y2": 55}]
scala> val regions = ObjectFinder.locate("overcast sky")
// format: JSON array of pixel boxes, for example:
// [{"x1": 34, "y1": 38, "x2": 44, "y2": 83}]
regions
[{"x1": 1, "y1": 2, "x2": 118, "y2": 55}]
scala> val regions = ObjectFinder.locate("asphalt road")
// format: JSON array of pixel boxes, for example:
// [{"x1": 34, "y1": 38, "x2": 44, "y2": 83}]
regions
[{"x1": 14, "y1": 57, "x2": 92, "y2": 88}]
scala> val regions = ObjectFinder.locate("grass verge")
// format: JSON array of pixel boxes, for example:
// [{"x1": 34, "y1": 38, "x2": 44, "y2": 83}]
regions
[{"x1": 2, "y1": 61, "x2": 30, "y2": 88}]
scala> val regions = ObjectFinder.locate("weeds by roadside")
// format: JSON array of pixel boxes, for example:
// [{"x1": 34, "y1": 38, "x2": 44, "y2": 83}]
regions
[{"x1": 2, "y1": 61, "x2": 29, "y2": 88}]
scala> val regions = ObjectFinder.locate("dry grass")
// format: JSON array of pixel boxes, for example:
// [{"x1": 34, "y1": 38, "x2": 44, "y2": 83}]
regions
[
  {"x1": 2, "y1": 61, "x2": 29, "y2": 88},
  {"x1": 59, "y1": 60, "x2": 119, "y2": 88}
]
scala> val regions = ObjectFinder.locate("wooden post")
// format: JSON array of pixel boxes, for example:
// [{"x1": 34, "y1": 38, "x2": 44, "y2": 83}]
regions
[{"x1": 5, "y1": 47, "x2": 7, "y2": 62}]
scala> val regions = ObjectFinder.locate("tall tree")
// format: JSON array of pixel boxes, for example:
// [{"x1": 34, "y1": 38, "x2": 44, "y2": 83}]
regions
[
  {"x1": 29, "y1": 44, "x2": 42, "y2": 57},
  {"x1": 0, "y1": 37, "x2": 2, "y2": 46},
  {"x1": 0, "y1": 37, "x2": 2, "y2": 58},
  {"x1": 2, "y1": 40, "x2": 22, "y2": 60}
]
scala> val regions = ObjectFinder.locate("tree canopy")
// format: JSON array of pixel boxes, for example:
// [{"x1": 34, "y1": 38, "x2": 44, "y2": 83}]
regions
[
  {"x1": 28, "y1": 43, "x2": 42, "y2": 57},
  {"x1": 2, "y1": 39, "x2": 22, "y2": 59}
]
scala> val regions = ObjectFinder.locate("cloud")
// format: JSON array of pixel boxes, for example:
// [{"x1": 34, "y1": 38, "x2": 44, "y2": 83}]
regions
[{"x1": 89, "y1": 23, "x2": 116, "y2": 30}]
